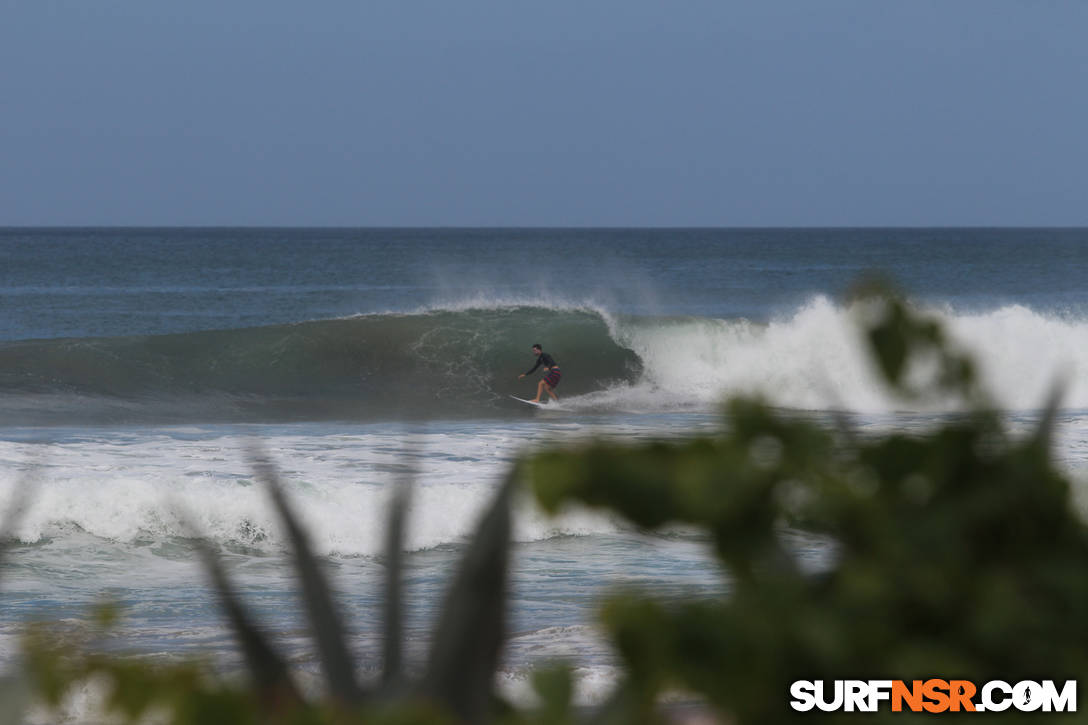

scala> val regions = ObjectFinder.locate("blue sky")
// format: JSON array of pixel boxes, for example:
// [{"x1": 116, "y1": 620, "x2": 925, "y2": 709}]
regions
[{"x1": 1, "y1": 0, "x2": 1086, "y2": 226}]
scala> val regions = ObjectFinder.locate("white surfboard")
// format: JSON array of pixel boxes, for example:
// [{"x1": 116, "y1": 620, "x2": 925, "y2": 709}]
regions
[{"x1": 510, "y1": 395, "x2": 566, "y2": 410}]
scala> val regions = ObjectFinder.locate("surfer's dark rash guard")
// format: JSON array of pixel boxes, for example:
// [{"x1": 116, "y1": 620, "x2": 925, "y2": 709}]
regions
[{"x1": 525, "y1": 352, "x2": 556, "y2": 376}]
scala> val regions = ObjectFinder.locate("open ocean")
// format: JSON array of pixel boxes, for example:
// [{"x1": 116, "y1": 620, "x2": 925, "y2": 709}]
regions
[{"x1": 2, "y1": 228, "x2": 1088, "y2": 708}]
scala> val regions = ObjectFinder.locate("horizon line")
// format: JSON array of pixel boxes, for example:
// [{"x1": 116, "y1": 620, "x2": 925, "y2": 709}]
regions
[{"x1": 3, "y1": 224, "x2": 1088, "y2": 231}]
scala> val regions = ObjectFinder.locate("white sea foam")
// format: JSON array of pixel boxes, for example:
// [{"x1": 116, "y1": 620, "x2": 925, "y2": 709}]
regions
[
  {"x1": 499, "y1": 664, "x2": 623, "y2": 708},
  {"x1": 3, "y1": 411, "x2": 1087, "y2": 721},
  {"x1": 0, "y1": 427, "x2": 623, "y2": 557},
  {"x1": 594, "y1": 296, "x2": 1088, "y2": 413}
]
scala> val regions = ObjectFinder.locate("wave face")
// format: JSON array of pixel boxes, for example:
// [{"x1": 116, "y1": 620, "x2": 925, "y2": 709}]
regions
[
  {"x1": 3, "y1": 297, "x2": 1088, "y2": 424},
  {"x1": 0, "y1": 307, "x2": 641, "y2": 425}
]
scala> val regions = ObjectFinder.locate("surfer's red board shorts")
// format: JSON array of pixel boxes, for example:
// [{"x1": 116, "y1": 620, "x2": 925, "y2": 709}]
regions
[{"x1": 544, "y1": 367, "x2": 561, "y2": 388}]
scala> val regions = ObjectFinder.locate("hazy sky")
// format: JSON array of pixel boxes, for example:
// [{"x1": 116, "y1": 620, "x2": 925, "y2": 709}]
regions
[{"x1": 2, "y1": 0, "x2": 1086, "y2": 226}]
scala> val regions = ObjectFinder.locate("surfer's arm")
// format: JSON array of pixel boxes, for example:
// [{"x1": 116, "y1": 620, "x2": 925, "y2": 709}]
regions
[{"x1": 524, "y1": 360, "x2": 543, "y2": 376}]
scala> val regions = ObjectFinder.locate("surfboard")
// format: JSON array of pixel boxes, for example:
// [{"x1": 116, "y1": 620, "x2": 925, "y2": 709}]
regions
[
  {"x1": 510, "y1": 395, "x2": 565, "y2": 410},
  {"x1": 510, "y1": 395, "x2": 547, "y2": 408}
]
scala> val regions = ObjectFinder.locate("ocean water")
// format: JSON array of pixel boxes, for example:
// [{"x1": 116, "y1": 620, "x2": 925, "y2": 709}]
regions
[{"x1": 1, "y1": 228, "x2": 1087, "y2": 709}]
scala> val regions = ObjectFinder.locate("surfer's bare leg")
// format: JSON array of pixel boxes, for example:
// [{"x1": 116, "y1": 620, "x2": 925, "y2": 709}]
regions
[
  {"x1": 544, "y1": 383, "x2": 558, "y2": 402},
  {"x1": 531, "y1": 379, "x2": 547, "y2": 402}
]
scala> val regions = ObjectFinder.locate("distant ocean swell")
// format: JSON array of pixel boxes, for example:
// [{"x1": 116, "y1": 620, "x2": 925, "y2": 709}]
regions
[{"x1": 1, "y1": 298, "x2": 1087, "y2": 425}]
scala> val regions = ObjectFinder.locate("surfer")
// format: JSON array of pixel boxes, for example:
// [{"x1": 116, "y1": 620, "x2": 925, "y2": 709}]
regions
[{"x1": 518, "y1": 343, "x2": 561, "y2": 403}]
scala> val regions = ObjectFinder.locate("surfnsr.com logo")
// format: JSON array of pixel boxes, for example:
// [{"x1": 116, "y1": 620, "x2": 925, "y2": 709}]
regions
[{"x1": 790, "y1": 680, "x2": 1077, "y2": 713}]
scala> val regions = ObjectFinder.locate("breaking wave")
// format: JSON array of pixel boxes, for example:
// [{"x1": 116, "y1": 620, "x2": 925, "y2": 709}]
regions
[
  {"x1": 0, "y1": 306, "x2": 640, "y2": 424},
  {"x1": 2, "y1": 297, "x2": 1087, "y2": 424}
]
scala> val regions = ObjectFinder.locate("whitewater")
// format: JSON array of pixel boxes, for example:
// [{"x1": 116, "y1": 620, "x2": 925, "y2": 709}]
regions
[{"x1": 1, "y1": 227, "x2": 1087, "y2": 715}]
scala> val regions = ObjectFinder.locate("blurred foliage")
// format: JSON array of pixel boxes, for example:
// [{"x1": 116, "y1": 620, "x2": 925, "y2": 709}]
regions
[
  {"x1": 12, "y1": 465, "x2": 536, "y2": 725},
  {"x1": 5, "y1": 288, "x2": 1087, "y2": 723},
  {"x1": 528, "y1": 290, "x2": 1088, "y2": 722}
]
